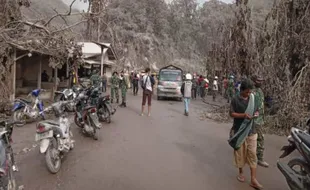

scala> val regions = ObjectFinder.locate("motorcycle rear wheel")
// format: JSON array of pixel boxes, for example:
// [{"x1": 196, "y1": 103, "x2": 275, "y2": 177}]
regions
[
  {"x1": 288, "y1": 157, "x2": 310, "y2": 189},
  {"x1": 13, "y1": 110, "x2": 26, "y2": 127},
  {"x1": 45, "y1": 138, "x2": 61, "y2": 174},
  {"x1": 102, "y1": 107, "x2": 111, "y2": 124}
]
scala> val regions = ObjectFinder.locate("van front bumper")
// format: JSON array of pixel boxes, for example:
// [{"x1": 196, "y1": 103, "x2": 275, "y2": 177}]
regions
[{"x1": 157, "y1": 88, "x2": 182, "y2": 98}]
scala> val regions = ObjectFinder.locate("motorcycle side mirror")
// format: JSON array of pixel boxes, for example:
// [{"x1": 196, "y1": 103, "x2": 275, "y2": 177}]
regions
[{"x1": 306, "y1": 118, "x2": 310, "y2": 133}]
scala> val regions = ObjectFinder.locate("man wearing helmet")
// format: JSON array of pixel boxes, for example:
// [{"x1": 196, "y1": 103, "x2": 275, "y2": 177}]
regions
[
  {"x1": 252, "y1": 75, "x2": 269, "y2": 168},
  {"x1": 212, "y1": 76, "x2": 219, "y2": 101},
  {"x1": 181, "y1": 73, "x2": 193, "y2": 116}
]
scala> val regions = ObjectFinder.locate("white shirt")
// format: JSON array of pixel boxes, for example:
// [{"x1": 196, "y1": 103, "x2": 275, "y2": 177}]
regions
[
  {"x1": 213, "y1": 80, "x2": 218, "y2": 91},
  {"x1": 143, "y1": 75, "x2": 152, "y2": 91}
]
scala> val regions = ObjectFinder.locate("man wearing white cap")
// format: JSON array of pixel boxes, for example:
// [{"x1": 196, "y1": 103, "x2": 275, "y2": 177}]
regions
[{"x1": 181, "y1": 73, "x2": 193, "y2": 116}]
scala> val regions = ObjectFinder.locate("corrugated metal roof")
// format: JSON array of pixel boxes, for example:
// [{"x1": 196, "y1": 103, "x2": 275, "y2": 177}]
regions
[{"x1": 78, "y1": 42, "x2": 102, "y2": 58}]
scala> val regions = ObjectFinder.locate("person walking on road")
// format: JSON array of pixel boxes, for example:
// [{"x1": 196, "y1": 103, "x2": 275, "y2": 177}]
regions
[
  {"x1": 110, "y1": 71, "x2": 120, "y2": 104},
  {"x1": 222, "y1": 76, "x2": 228, "y2": 98},
  {"x1": 212, "y1": 76, "x2": 219, "y2": 101},
  {"x1": 119, "y1": 71, "x2": 128, "y2": 107},
  {"x1": 228, "y1": 79, "x2": 263, "y2": 190},
  {"x1": 227, "y1": 75, "x2": 235, "y2": 103},
  {"x1": 102, "y1": 72, "x2": 107, "y2": 92},
  {"x1": 252, "y1": 75, "x2": 269, "y2": 168},
  {"x1": 132, "y1": 73, "x2": 139, "y2": 96},
  {"x1": 140, "y1": 67, "x2": 155, "y2": 117},
  {"x1": 191, "y1": 76, "x2": 197, "y2": 99},
  {"x1": 181, "y1": 74, "x2": 193, "y2": 116}
]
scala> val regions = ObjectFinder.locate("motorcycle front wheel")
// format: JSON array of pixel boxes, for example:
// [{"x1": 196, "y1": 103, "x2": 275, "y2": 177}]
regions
[
  {"x1": 45, "y1": 138, "x2": 61, "y2": 174},
  {"x1": 288, "y1": 157, "x2": 310, "y2": 189}
]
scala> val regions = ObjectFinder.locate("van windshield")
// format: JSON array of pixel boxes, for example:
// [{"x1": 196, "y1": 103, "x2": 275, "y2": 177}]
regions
[{"x1": 159, "y1": 70, "x2": 182, "y2": 82}]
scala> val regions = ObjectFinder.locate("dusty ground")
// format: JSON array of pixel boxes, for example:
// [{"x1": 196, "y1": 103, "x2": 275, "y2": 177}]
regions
[{"x1": 11, "y1": 91, "x2": 290, "y2": 190}]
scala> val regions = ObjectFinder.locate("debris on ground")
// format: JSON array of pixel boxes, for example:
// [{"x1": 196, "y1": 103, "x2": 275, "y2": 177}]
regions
[{"x1": 201, "y1": 104, "x2": 232, "y2": 123}]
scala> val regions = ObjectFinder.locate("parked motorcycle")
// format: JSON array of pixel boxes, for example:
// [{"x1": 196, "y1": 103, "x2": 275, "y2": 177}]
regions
[
  {"x1": 54, "y1": 86, "x2": 80, "y2": 112},
  {"x1": 85, "y1": 86, "x2": 116, "y2": 124},
  {"x1": 277, "y1": 119, "x2": 310, "y2": 190},
  {"x1": 12, "y1": 89, "x2": 46, "y2": 126},
  {"x1": 74, "y1": 89, "x2": 102, "y2": 140},
  {"x1": 97, "y1": 94, "x2": 116, "y2": 123},
  {"x1": 35, "y1": 101, "x2": 74, "y2": 174},
  {"x1": 0, "y1": 120, "x2": 22, "y2": 190}
]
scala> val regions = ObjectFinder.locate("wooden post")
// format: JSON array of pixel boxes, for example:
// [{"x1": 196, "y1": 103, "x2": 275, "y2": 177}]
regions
[
  {"x1": 66, "y1": 60, "x2": 69, "y2": 87},
  {"x1": 51, "y1": 67, "x2": 58, "y2": 101},
  {"x1": 37, "y1": 55, "x2": 42, "y2": 89},
  {"x1": 100, "y1": 47, "x2": 106, "y2": 77},
  {"x1": 10, "y1": 48, "x2": 16, "y2": 101},
  {"x1": 54, "y1": 68, "x2": 58, "y2": 89}
]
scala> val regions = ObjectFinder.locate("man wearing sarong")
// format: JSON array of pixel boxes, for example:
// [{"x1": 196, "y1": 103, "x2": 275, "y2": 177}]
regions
[
  {"x1": 252, "y1": 75, "x2": 269, "y2": 168},
  {"x1": 228, "y1": 79, "x2": 263, "y2": 190}
]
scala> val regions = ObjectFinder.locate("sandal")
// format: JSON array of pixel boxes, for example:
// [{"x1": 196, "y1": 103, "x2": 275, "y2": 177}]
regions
[
  {"x1": 250, "y1": 183, "x2": 263, "y2": 190},
  {"x1": 237, "y1": 175, "x2": 245, "y2": 183}
]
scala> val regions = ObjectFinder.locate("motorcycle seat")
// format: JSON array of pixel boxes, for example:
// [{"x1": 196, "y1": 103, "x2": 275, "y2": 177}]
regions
[
  {"x1": 84, "y1": 105, "x2": 96, "y2": 110},
  {"x1": 298, "y1": 132, "x2": 310, "y2": 148},
  {"x1": 42, "y1": 120, "x2": 59, "y2": 126}
]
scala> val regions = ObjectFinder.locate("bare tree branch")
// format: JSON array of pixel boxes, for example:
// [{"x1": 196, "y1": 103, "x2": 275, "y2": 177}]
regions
[{"x1": 44, "y1": 0, "x2": 78, "y2": 26}]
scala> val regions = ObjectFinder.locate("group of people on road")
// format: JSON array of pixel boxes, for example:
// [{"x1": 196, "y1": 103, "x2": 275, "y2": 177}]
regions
[
  {"x1": 90, "y1": 68, "x2": 156, "y2": 116},
  {"x1": 90, "y1": 69, "x2": 128, "y2": 108},
  {"x1": 189, "y1": 75, "x2": 219, "y2": 102},
  {"x1": 179, "y1": 73, "x2": 268, "y2": 189}
]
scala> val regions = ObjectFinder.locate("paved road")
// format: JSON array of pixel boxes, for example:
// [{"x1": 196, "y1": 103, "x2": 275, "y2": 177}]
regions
[{"x1": 11, "y1": 92, "x2": 289, "y2": 190}]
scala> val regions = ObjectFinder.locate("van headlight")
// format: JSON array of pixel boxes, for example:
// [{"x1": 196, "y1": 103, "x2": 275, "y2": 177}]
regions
[{"x1": 157, "y1": 85, "x2": 164, "y2": 89}]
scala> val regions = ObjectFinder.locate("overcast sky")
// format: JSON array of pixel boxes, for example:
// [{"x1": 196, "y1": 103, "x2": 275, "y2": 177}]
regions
[{"x1": 63, "y1": 0, "x2": 234, "y2": 11}]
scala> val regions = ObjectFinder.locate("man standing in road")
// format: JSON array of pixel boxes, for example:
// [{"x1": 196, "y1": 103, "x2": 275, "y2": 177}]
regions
[
  {"x1": 222, "y1": 76, "x2": 228, "y2": 98},
  {"x1": 191, "y1": 75, "x2": 197, "y2": 99},
  {"x1": 110, "y1": 71, "x2": 120, "y2": 104},
  {"x1": 229, "y1": 79, "x2": 263, "y2": 189},
  {"x1": 140, "y1": 67, "x2": 155, "y2": 117},
  {"x1": 119, "y1": 71, "x2": 128, "y2": 107},
  {"x1": 252, "y1": 75, "x2": 269, "y2": 168},
  {"x1": 212, "y1": 76, "x2": 219, "y2": 101},
  {"x1": 227, "y1": 75, "x2": 235, "y2": 103},
  {"x1": 181, "y1": 73, "x2": 193, "y2": 116},
  {"x1": 102, "y1": 72, "x2": 108, "y2": 92}
]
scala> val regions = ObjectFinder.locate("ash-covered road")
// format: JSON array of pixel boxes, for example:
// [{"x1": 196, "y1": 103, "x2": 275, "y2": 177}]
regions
[{"x1": 12, "y1": 93, "x2": 289, "y2": 190}]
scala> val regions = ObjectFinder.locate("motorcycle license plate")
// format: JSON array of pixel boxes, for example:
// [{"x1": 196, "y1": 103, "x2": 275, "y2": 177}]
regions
[{"x1": 35, "y1": 130, "x2": 53, "y2": 141}]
